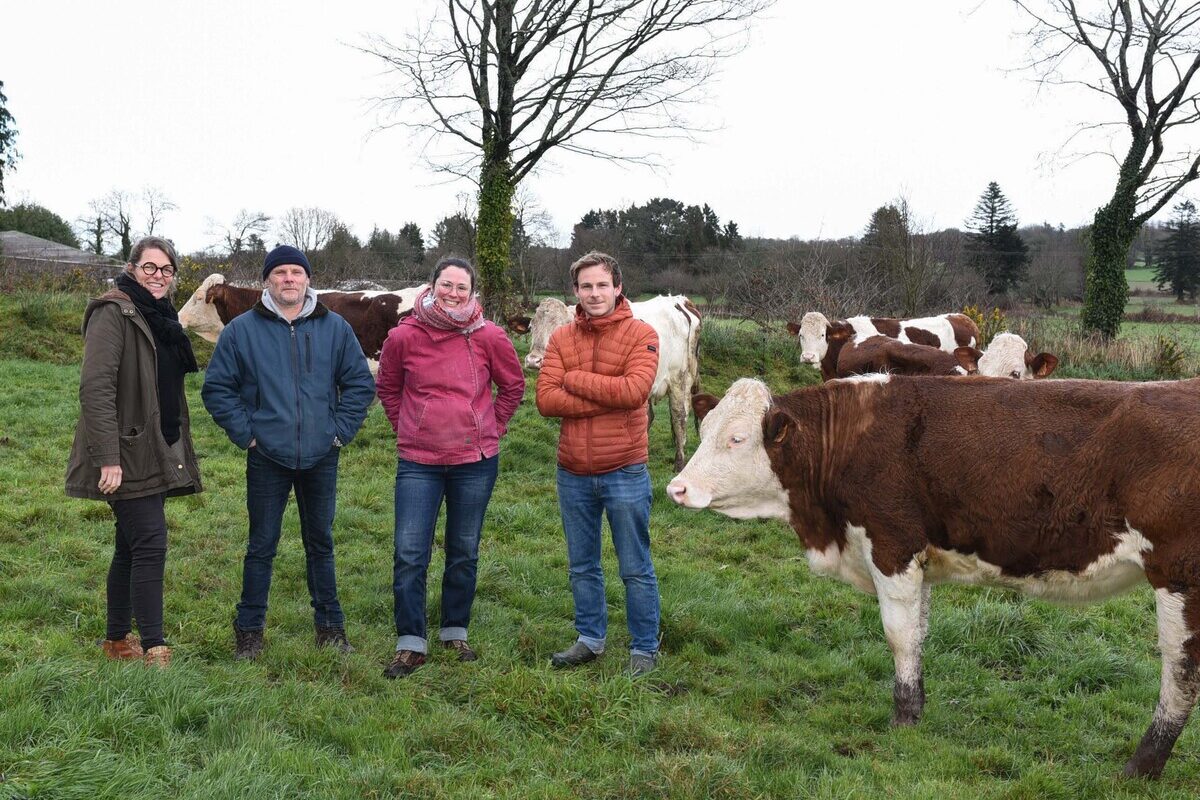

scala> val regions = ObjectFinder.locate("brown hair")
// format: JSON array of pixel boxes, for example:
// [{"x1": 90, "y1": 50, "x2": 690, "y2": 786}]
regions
[
  {"x1": 128, "y1": 236, "x2": 179, "y2": 271},
  {"x1": 430, "y1": 255, "x2": 477, "y2": 293},
  {"x1": 569, "y1": 251, "x2": 621, "y2": 288}
]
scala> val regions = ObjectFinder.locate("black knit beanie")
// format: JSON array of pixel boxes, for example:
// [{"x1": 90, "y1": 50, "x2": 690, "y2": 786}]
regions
[{"x1": 262, "y1": 245, "x2": 312, "y2": 280}]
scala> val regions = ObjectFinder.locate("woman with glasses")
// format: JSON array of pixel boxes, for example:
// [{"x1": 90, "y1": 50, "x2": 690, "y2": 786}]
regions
[
  {"x1": 375, "y1": 256, "x2": 525, "y2": 678},
  {"x1": 66, "y1": 236, "x2": 203, "y2": 669}
]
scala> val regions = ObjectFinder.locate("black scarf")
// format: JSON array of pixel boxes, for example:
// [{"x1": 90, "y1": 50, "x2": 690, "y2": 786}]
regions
[{"x1": 115, "y1": 272, "x2": 199, "y2": 374}]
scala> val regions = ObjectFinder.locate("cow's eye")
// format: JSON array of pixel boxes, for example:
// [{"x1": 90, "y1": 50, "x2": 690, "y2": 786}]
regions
[
  {"x1": 1010, "y1": 370, "x2": 1021, "y2": 379},
  {"x1": 729, "y1": 435, "x2": 746, "y2": 446}
]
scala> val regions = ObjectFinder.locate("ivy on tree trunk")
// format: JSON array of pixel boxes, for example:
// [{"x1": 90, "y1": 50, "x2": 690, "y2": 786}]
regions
[{"x1": 476, "y1": 147, "x2": 515, "y2": 319}]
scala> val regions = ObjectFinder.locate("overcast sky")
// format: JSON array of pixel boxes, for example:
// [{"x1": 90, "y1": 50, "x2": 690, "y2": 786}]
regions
[{"x1": 2, "y1": 1, "x2": 1178, "y2": 255}]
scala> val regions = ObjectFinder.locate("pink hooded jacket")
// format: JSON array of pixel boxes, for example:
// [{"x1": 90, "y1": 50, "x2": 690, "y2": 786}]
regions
[{"x1": 376, "y1": 315, "x2": 525, "y2": 465}]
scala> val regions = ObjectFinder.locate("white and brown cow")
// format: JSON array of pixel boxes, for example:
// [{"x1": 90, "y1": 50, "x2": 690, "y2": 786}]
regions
[
  {"x1": 512, "y1": 295, "x2": 702, "y2": 470},
  {"x1": 789, "y1": 312, "x2": 981, "y2": 381},
  {"x1": 178, "y1": 273, "x2": 425, "y2": 370},
  {"x1": 667, "y1": 375, "x2": 1200, "y2": 778},
  {"x1": 837, "y1": 332, "x2": 1058, "y2": 380}
]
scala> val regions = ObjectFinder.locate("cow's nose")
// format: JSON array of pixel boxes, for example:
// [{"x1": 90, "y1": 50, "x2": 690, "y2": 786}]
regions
[
  {"x1": 801, "y1": 352, "x2": 817, "y2": 363},
  {"x1": 666, "y1": 481, "x2": 687, "y2": 504},
  {"x1": 525, "y1": 355, "x2": 543, "y2": 369}
]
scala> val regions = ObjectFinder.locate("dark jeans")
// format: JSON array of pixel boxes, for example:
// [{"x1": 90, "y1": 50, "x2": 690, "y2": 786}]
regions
[
  {"x1": 393, "y1": 455, "x2": 499, "y2": 653},
  {"x1": 235, "y1": 446, "x2": 344, "y2": 631},
  {"x1": 107, "y1": 493, "x2": 168, "y2": 649}
]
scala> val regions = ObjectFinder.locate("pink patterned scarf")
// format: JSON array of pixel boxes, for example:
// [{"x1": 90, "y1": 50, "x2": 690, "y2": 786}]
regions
[{"x1": 412, "y1": 286, "x2": 486, "y2": 334}]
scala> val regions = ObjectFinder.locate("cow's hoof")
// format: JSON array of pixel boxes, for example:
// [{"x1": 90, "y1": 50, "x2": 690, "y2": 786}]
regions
[
  {"x1": 890, "y1": 712, "x2": 920, "y2": 727},
  {"x1": 1122, "y1": 757, "x2": 1164, "y2": 780}
]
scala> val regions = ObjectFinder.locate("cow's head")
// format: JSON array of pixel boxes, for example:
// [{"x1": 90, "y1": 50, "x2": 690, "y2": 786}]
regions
[
  {"x1": 523, "y1": 297, "x2": 572, "y2": 370},
  {"x1": 666, "y1": 378, "x2": 791, "y2": 521},
  {"x1": 177, "y1": 273, "x2": 227, "y2": 343},
  {"x1": 797, "y1": 311, "x2": 830, "y2": 364},
  {"x1": 960, "y1": 332, "x2": 1058, "y2": 379}
]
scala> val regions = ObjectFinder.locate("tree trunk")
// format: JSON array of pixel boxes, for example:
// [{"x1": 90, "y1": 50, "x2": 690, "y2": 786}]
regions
[
  {"x1": 1081, "y1": 196, "x2": 1139, "y2": 339},
  {"x1": 476, "y1": 144, "x2": 515, "y2": 320},
  {"x1": 1081, "y1": 139, "x2": 1148, "y2": 340}
]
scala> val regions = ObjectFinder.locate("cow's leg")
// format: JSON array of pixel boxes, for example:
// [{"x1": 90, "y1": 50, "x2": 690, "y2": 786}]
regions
[
  {"x1": 869, "y1": 556, "x2": 927, "y2": 726},
  {"x1": 668, "y1": 386, "x2": 689, "y2": 472},
  {"x1": 1123, "y1": 587, "x2": 1200, "y2": 779}
]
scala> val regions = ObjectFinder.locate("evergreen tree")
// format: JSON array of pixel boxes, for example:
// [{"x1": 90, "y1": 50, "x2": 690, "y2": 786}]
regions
[
  {"x1": 966, "y1": 181, "x2": 1029, "y2": 294},
  {"x1": 1153, "y1": 200, "x2": 1200, "y2": 301},
  {"x1": 399, "y1": 222, "x2": 425, "y2": 264}
]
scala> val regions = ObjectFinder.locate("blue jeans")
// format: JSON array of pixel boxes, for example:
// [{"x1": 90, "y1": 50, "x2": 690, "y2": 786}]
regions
[
  {"x1": 556, "y1": 463, "x2": 660, "y2": 656},
  {"x1": 393, "y1": 455, "x2": 499, "y2": 653},
  {"x1": 236, "y1": 446, "x2": 344, "y2": 631}
]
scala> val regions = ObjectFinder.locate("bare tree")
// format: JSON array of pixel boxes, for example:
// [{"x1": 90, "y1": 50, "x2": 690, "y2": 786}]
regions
[
  {"x1": 209, "y1": 209, "x2": 272, "y2": 269},
  {"x1": 511, "y1": 187, "x2": 558, "y2": 303},
  {"x1": 90, "y1": 190, "x2": 135, "y2": 261},
  {"x1": 1014, "y1": 1, "x2": 1200, "y2": 338},
  {"x1": 276, "y1": 207, "x2": 340, "y2": 255},
  {"x1": 142, "y1": 187, "x2": 177, "y2": 236},
  {"x1": 360, "y1": 0, "x2": 774, "y2": 317}
]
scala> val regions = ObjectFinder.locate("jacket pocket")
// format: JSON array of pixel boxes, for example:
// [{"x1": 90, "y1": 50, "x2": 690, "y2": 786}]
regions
[{"x1": 118, "y1": 424, "x2": 158, "y2": 481}]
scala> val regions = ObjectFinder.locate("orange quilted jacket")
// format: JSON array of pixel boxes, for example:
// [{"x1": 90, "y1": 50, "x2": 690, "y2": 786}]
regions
[{"x1": 535, "y1": 297, "x2": 659, "y2": 474}]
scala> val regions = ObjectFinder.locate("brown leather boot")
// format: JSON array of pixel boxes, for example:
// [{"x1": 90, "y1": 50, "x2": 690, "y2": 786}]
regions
[
  {"x1": 101, "y1": 633, "x2": 144, "y2": 660},
  {"x1": 143, "y1": 645, "x2": 171, "y2": 669}
]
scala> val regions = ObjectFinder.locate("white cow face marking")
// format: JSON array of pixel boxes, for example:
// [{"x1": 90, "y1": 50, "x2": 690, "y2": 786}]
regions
[
  {"x1": 974, "y1": 333, "x2": 1058, "y2": 380},
  {"x1": 176, "y1": 273, "x2": 227, "y2": 343},
  {"x1": 798, "y1": 311, "x2": 830, "y2": 365},
  {"x1": 667, "y1": 378, "x2": 791, "y2": 521}
]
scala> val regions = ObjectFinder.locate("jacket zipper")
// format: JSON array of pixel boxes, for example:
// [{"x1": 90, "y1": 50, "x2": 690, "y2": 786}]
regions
[
  {"x1": 464, "y1": 332, "x2": 486, "y2": 460},
  {"x1": 290, "y1": 322, "x2": 302, "y2": 468}
]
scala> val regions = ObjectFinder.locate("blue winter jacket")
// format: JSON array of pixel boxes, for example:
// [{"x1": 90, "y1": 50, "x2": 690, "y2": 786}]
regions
[{"x1": 201, "y1": 300, "x2": 375, "y2": 469}]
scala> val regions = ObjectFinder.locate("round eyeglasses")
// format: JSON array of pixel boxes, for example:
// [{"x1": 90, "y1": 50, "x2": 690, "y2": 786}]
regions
[{"x1": 137, "y1": 262, "x2": 177, "y2": 278}]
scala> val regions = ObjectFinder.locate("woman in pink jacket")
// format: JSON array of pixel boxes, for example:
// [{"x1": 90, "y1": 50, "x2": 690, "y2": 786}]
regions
[{"x1": 376, "y1": 256, "x2": 525, "y2": 678}]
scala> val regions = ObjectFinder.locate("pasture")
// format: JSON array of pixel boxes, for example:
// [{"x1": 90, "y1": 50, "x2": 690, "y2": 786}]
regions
[{"x1": 1, "y1": 290, "x2": 1198, "y2": 799}]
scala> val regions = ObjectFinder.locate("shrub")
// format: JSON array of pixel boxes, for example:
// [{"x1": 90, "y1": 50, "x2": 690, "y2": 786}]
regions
[{"x1": 962, "y1": 304, "x2": 1006, "y2": 347}]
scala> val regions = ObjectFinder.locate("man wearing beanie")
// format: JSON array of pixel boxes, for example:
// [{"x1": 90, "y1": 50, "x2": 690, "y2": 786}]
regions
[{"x1": 202, "y1": 244, "x2": 375, "y2": 660}]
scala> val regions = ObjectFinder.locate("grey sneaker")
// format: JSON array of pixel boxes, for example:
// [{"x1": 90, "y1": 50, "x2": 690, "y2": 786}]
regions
[
  {"x1": 550, "y1": 641, "x2": 601, "y2": 668},
  {"x1": 629, "y1": 653, "x2": 657, "y2": 678}
]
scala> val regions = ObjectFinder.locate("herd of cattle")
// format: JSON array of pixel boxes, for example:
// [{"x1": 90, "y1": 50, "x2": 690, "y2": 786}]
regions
[{"x1": 178, "y1": 277, "x2": 1197, "y2": 778}]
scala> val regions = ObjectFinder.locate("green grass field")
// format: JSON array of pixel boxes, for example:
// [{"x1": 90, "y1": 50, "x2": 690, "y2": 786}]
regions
[{"x1": 1, "y1": 292, "x2": 1198, "y2": 798}]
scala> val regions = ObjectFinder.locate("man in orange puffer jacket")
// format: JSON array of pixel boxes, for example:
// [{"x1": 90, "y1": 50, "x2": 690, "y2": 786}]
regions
[{"x1": 536, "y1": 251, "x2": 662, "y2": 677}]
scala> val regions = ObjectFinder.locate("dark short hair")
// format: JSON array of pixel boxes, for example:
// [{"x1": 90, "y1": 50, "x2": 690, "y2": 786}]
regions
[
  {"x1": 128, "y1": 236, "x2": 179, "y2": 272},
  {"x1": 569, "y1": 251, "x2": 621, "y2": 288},
  {"x1": 430, "y1": 256, "x2": 477, "y2": 292}
]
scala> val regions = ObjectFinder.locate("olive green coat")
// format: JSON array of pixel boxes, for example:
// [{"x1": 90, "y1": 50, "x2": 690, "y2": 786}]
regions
[{"x1": 65, "y1": 290, "x2": 203, "y2": 501}]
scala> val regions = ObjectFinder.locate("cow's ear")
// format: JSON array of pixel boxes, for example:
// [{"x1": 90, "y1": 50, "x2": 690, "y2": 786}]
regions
[
  {"x1": 954, "y1": 346, "x2": 982, "y2": 374},
  {"x1": 764, "y1": 407, "x2": 791, "y2": 445},
  {"x1": 828, "y1": 322, "x2": 853, "y2": 342},
  {"x1": 508, "y1": 315, "x2": 532, "y2": 333},
  {"x1": 692, "y1": 393, "x2": 721, "y2": 421},
  {"x1": 1028, "y1": 352, "x2": 1059, "y2": 378},
  {"x1": 786, "y1": 321, "x2": 801, "y2": 336}
]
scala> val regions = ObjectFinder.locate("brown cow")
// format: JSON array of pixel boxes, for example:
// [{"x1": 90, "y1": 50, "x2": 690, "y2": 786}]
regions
[
  {"x1": 788, "y1": 312, "x2": 981, "y2": 381},
  {"x1": 837, "y1": 332, "x2": 1058, "y2": 380},
  {"x1": 178, "y1": 273, "x2": 424, "y2": 369},
  {"x1": 667, "y1": 375, "x2": 1200, "y2": 778}
]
